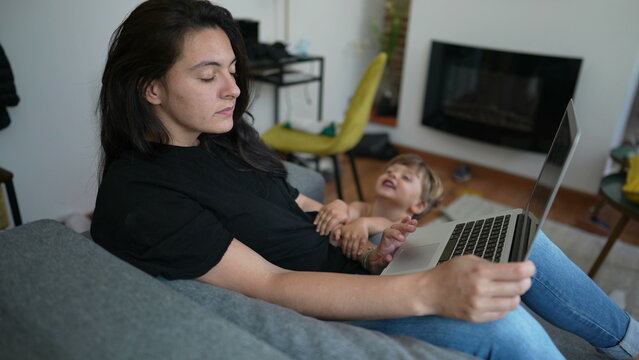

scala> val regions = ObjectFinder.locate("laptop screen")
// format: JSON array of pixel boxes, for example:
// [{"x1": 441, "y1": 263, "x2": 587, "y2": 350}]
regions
[{"x1": 523, "y1": 100, "x2": 580, "y2": 240}]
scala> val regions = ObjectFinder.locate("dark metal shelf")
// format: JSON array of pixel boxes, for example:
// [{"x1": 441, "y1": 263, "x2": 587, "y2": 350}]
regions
[
  {"x1": 249, "y1": 55, "x2": 324, "y2": 124},
  {"x1": 255, "y1": 73, "x2": 321, "y2": 87}
]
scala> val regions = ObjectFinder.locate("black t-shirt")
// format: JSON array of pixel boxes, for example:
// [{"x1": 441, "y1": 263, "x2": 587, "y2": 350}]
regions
[{"x1": 91, "y1": 143, "x2": 362, "y2": 279}]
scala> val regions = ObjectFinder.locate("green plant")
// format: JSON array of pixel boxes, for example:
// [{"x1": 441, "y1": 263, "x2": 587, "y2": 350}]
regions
[{"x1": 372, "y1": 0, "x2": 409, "y2": 64}]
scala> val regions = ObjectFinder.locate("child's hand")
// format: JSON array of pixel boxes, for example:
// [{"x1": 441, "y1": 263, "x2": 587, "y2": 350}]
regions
[
  {"x1": 336, "y1": 218, "x2": 370, "y2": 259},
  {"x1": 378, "y1": 216, "x2": 417, "y2": 255},
  {"x1": 368, "y1": 217, "x2": 418, "y2": 274},
  {"x1": 314, "y1": 200, "x2": 349, "y2": 235}
]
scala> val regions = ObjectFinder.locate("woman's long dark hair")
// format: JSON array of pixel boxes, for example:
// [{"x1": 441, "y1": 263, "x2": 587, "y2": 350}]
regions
[{"x1": 98, "y1": 0, "x2": 285, "y2": 179}]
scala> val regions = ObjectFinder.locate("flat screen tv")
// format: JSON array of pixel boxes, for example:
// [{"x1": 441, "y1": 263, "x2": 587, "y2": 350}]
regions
[{"x1": 421, "y1": 40, "x2": 582, "y2": 153}]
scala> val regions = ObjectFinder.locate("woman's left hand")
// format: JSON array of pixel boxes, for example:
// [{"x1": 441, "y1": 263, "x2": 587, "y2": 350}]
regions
[
  {"x1": 335, "y1": 219, "x2": 370, "y2": 259},
  {"x1": 314, "y1": 200, "x2": 349, "y2": 235}
]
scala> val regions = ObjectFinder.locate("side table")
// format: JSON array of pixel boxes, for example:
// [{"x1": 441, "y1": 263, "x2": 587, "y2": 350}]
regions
[
  {"x1": 588, "y1": 172, "x2": 639, "y2": 277},
  {"x1": 590, "y1": 146, "x2": 638, "y2": 222},
  {"x1": 610, "y1": 145, "x2": 637, "y2": 171}
]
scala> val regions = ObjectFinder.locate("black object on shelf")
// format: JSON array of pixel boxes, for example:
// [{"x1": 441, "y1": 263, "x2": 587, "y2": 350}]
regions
[
  {"x1": 352, "y1": 133, "x2": 399, "y2": 160},
  {"x1": 236, "y1": 19, "x2": 259, "y2": 46}
]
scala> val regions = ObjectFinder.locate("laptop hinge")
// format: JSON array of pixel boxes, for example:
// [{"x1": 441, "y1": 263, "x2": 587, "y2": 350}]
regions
[{"x1": 509, "y1": 213, "x2": 531, "y2": 262}]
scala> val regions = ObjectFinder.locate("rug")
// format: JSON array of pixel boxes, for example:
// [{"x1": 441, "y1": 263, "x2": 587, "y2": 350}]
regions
[{"x1": 439, "y1": 194, "x2": 639, "y2": 318}]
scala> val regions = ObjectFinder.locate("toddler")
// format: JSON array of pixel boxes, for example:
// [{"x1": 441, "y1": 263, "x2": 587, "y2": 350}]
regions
[{"x1": 314, "y1": 153, "x2": 443, "y2": 259}]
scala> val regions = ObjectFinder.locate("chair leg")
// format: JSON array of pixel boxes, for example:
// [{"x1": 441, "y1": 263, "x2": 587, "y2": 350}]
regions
[
  {"x1": 5, "y1": 178, "x2": 22, "y2": 226},
  {"x1": 587, "y1": 199, "x2": 611, "y2": 230},
  {"x1": 282, "y1": 152, "x2": 296, "y2": 163},
  {"x1": 348, "y1": 152, "x2": 364, "y2": 201},
  {"x1": 284, "y1": 153, "x2": 310, "y2": 168},
  {"x1": 330, "y1": 155, "x2": 344, "y2": 200},
  {"x1": 588, "y1": 214, "x2": 628, "y2": 278},
  {"x1": 590, "y1": 199, "x2": 605, "y2": 218}
]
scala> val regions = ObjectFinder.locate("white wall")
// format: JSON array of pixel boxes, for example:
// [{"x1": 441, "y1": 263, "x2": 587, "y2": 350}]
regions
[
  {"x1": 0, "y1": 0, "x2": 121, "y2": 224},
  {"x1": 0, "y1": 0, "x2": 383, "y2": 223},
  {"x1": 250, "y1": 0, "x2": 383, "y2": 133},
  {"x1": 6, "y1": 0, "x2": 629, "y2": 223},
  {"x1": 369, "y1": 0, "x2": 639, "y2": 194}
]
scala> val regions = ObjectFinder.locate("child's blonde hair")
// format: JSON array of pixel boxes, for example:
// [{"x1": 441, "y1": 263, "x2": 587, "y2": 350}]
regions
[{"x1": 384, "y1": 154, "x2": 444, "y2": 220}]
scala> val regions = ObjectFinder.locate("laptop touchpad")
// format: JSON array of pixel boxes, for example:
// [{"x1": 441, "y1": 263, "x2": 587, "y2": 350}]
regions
[{"x1": 390, "y1": 243, "x2": 439, "y2": 273}]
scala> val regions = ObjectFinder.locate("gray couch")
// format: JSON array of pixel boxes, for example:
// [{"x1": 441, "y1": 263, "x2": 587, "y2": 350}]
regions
[{"x1": 0, "y1": 162, "x2": 606, "y2": 359}]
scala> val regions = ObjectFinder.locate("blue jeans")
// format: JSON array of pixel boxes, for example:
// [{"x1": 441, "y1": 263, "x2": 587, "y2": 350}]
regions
[{"x1": 347, "y1": 232, "x2": 639, "y2": 359}]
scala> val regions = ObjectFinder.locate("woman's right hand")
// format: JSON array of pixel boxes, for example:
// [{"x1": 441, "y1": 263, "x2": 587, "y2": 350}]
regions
[{"x1": 417, "y1": 256, "x2": 536, "y2": 323}]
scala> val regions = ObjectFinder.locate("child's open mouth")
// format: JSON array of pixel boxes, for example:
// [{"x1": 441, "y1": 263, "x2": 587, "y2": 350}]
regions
[{"x1": 382, "y1": 180, "x2": 396, "y2": 189}]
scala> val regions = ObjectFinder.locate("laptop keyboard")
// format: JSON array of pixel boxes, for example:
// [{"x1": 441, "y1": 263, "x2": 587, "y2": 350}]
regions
[{"x1": 438, "y1": 215, "x2": 511, "y2": 264}]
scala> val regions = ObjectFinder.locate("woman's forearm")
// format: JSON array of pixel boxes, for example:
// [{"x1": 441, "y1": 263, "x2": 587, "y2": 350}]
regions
[
  {"x1": 197, "y1": 238, "x2": 432, "y2": 320},
  {"x1": 295, "y1": 193, "x2": 324, "y2": 212},
  {"x1": 198, "y1": 239, "x2": 533, "y2": 323},
  {"x1": 265, "y1": 270, "x2": 428, "y2": 320}
]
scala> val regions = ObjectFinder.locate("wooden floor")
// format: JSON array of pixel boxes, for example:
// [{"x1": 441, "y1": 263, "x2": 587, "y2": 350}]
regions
[{"x1": 324, "y1": 145, "x2": 639, "y2": 246}]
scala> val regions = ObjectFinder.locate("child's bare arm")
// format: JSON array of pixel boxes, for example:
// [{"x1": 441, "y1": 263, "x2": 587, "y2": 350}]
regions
[
  {"x1": 334, "y1": 216, "x2": 396, "y2": 259},
  {"x1": 346, "y1": 201, "x2": 368, "y2": 220},
  {"x1": 362, "y1": 216, "x2": 396, "y2": 235}
]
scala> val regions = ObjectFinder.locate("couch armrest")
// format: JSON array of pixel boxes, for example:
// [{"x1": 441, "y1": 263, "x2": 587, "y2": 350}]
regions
[
  {"x1": 165, "y1": 279, "x2": 477, "y2": 360},
  {"x1": 0, "y1": 220, "x2": 290, "y2": 360}
]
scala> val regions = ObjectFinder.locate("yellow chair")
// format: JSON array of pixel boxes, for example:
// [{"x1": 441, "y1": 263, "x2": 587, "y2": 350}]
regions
[{"x1": 262, "y1": 52, "x2": 388, "y2": 200}]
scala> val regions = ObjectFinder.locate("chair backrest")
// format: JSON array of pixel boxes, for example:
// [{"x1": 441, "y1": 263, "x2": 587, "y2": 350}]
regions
[{"x1": 331, "y1": 53, "x2": 387, "y2": 153}]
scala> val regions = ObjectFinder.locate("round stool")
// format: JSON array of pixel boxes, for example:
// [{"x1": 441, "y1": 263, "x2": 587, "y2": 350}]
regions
[
  {"x1": 588, "y1": 172, "x2": 639, "y2": 278},
  {"x1": 610, "y1": 145, "x2": 637, "y2": 170}
]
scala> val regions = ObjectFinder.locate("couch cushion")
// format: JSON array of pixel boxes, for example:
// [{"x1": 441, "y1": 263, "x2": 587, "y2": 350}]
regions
[
  {"x1": 531, "y1": 309, "x2": 607, "y2": 360},
  {"x1": 0, "y1": 220, "x2": 290, "y2": 360},
  {"x1": 164, "y1": 279, "x2": 477, "y2": 360}
]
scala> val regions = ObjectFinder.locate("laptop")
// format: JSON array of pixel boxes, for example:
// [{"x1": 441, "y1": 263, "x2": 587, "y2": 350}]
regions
[{"x1": 382, "y1": 100, "x2": 580, "y2": 275}]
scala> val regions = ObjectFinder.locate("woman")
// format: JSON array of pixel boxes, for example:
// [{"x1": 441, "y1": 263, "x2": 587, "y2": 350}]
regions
[{"x1": 91, "y1": 1, "x2": 639, "y2": 359}]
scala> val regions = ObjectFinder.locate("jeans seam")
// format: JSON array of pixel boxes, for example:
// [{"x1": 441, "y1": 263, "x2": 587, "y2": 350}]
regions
[{"x1": 531, "y1": 275, "x2": 622, "y2": 345}]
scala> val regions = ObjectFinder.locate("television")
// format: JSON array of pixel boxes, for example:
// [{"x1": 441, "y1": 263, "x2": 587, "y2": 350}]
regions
[{"x1": 421, "y1": 40, "x2": 582, "y2": 153}]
